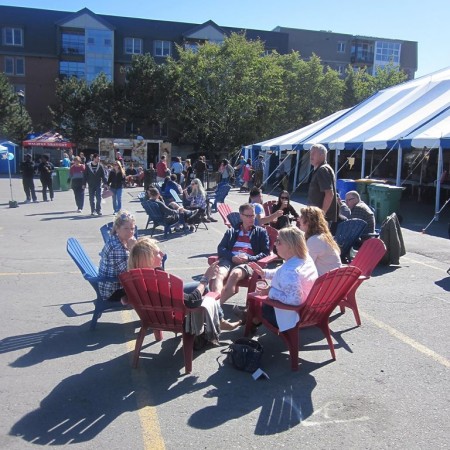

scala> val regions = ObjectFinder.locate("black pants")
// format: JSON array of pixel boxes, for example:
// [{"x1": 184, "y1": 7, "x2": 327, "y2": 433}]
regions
[
  {"x1": 72, "y1": 180, "x2": 85, "y2": 210},
  {"x1": 22, "y1": 177, "x2": 37, "y2": 201},
  {"x1": 40, "y1": 177, "x2": 54, "y2": 201},
  {"x1": 88, "y1": 184, "x2": 102, "y2": 213}
]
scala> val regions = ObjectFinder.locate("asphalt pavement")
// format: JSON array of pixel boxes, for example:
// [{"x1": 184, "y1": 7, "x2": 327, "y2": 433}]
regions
[{"x1": 0, "y1": 175, "x2": 449, "y2": 449}]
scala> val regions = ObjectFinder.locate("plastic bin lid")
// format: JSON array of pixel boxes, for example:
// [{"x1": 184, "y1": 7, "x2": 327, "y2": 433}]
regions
[{"x1": 354, "y1": 179, "x2": 386, "y2": 183}]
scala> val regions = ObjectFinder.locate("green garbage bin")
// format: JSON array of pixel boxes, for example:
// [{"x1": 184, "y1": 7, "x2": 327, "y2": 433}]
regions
[
  {"x1": 355, "y1": 179, "x2": 386, "y2": 204},
  {"x1": 51, "y1": 171, "x2": 60, "y2": 191},
  {"x1": 56, "y1": 167, "x2": 71, "y2": 191},
  {"x1": 367, "y1": 183, "x2": 404, "y2": 223}
]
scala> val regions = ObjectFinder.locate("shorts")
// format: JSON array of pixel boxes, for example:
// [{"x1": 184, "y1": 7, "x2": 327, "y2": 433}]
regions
[{"x1": 217, "y1": 258, "x2": 254, "y2": 278}]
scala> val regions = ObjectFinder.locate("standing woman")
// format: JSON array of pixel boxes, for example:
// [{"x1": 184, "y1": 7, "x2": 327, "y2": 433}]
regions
[
  {"x1": 239, "y1": 158, "x2": 253, "y2": 192},
  {"x1": 183, "y1": 159, "x2": 193, "y2": 188},
  {"x1": 108, "y1": 160, "x2": 126, "y2": 214},
  {"x1": 98, "y1": 211, "x2": 137, "y2": 303},
  {"x1": 271, "y1": 190, "x2": 299, "y2": 229},
  {"x1": 69, "y1": 156, "x2": 86, "y2": 213},
  {"x1": 297, "y1": 206, "x2": 341, "y2": 276}
]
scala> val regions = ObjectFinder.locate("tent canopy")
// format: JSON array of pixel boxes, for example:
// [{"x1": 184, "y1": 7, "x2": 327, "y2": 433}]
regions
[
  {"x1": 23, "y1": 131, "x2": 74, "y2": 148},
  {"x1": 300, "y1": 67, "x2": 450, "y2": 151}
]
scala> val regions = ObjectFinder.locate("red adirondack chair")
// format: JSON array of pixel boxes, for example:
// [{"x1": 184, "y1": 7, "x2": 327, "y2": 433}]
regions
[
  {"x1": 119, "y1": 268, "x2": 198, "y2": 373},
  {"x1": 217, "y1": 203, "x2": 233, "y2": 228},
  {"x1": 262, "y1": 200, "x2": 277, "y2": 217},
  {"x1": 244, "y1": 266, "x2": 362, "y2": 370},
  {"x1": 339, "y1": 238, "x2": 387, "y2": 326}
]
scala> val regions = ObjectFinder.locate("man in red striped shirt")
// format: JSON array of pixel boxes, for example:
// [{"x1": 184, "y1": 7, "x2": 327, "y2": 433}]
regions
[{"x1": 211, "y1": 203, "x2": 269, "y2": 304}]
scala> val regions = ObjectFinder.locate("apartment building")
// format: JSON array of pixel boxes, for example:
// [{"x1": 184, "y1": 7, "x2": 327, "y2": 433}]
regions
[{"x1": 1, "y1": 5, "x2": 417, "y2": 139}]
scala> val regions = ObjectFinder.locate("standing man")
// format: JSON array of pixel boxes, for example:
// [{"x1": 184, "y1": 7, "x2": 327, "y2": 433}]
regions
[
  {"x1": 20, "y1": 154, "x2": 38, "y2": 203},
  {"x1": 156, "y1": 155, "x2": 168, "y2": 183},
  {"x1": 344, "y1": 191, "x2": 376, "y2": 234},
  {"x1": 307, "y1": 143, "x2": 338, "y2": 224},
  {"x1": 84, "y1": 153, "x2": 107, "y2": 216},
  {"x1": 234, "y1": 155, "x2": 245, "y2": 186},
  {"x1": 38, "y1": 154, "x2": 54, "y2": 202},
  {"x1": 253, "y1": 154, "x2": 265, "y2": 189}
]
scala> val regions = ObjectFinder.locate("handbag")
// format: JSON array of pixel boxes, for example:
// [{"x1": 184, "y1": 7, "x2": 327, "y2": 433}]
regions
[
  {"x1": 102, "y1": 187, "x2": 113, "y2": 199},
  {"x1": 226, "y1": 337, "x2": 263, "y2": 372}
]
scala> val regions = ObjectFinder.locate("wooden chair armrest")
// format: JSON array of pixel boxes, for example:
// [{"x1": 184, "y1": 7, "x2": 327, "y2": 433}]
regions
[{"x1": 247, "y1": 292, "x2": 301, "y2": 311}]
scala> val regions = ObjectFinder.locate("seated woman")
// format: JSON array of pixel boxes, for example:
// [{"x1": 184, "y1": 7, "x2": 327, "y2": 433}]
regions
[
  {"x1": 127, "y1": 237, "x2": 241, "y2": 341},
  {"x1": 183, "y1": 178, "x2": 217, "y2": 226},
  {"x1": 271, "y1": 190, "x2": 299, "y2": 229},
  {"x1": 249, "y1": 226, "x2": 318, "y2": 331},
  {"x1": 98, "y1": 211, "x2": 137, "y2": 303},
  {"x1": 297, "y1": 206, "x2": 341, "y2": 276}
]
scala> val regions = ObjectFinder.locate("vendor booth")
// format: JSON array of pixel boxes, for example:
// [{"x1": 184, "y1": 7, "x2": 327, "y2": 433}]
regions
[{"x1": 23, "y1": 132, "x2": 75, "y2": 167}]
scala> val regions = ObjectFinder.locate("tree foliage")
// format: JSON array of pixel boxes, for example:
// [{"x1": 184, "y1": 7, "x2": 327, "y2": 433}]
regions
[
  {"x1": 48, "y1": 35, "x2": 409, "y2": 153},
  {"x1": 0, "y1": 73, "x2": 32, "y2": 142}
]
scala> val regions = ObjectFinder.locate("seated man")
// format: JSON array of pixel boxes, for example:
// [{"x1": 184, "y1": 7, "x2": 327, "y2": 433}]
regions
[
  {"x1": 147, "y1": 187, "x2": 198, "y2": 231},
  {"x1": 248, "y1": 187, "x2": 284, "y2": 226},
  {"x1": 162, "y1": 174, "x2": 183, "y2": 203},
  {"x1": 344, "y1": 190, "x2": 376, "y2": 235},
  {"x1": 125, "y1": 163, "x2": 138, "y2": 187},
  {"x1": 211, "y1": 203, "x2": 270, "y2": 304}
]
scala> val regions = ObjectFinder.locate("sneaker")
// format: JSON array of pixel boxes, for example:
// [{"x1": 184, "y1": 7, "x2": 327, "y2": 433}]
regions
[
  {"x1": 189, "y1": 225, "x2": 195, "y2": 232},
  {"x1": 203, "y1": 218, "x2": 211, "y2": 223},
  {"x1": 209, "y1": 217, "x2": 218, "y2": 222},
  {"x1": 91, "y1": 212, "x2": 96, "y2": 216},
  {"x1": 77, "y1": 209, "x2": 82, "y2": 213},
  {"x1": 33, "y1": 200, "x2": 39, "y2": 203},
  {"x1": 24, "y1": 199, "x2": 31, "y2": 204},
  {"x1": 97, "y1": 211, "x2": 102, "y2": 216}
]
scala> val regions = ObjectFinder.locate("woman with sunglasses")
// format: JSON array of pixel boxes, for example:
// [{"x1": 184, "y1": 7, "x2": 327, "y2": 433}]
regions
[
  {"x1": 249, "y1": 226, "x2": 317, "y2": 332},
  {"x1": 297, "y1": 206, "x2": 341, "y2": 276},
  {"x1": 98, "y1": 210, "x2": 137, "y2": 303},
  {"x1": 183, "y1": 178, "x2": 217, "y2": 226},
  {"x1": 271, "y1": 190, "x2": 299, "y2": 229}
]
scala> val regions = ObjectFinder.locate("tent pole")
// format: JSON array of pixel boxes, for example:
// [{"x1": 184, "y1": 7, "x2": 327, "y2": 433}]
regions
[
  {"x1": 293, "y1": 147, "x2": 300, "y2": 191},
  {"x1": 334, "y1": 148, "x2": 339, "y2": 176},
  {"x1": 361, "y1": 147, "x2": 366, "y2": 178},
  {"x1": 435, "y1": 144, "x2": 443, "y2": 220},
  {"x1": 396, "y1": 143, "x2": 402, "y2": 186}
]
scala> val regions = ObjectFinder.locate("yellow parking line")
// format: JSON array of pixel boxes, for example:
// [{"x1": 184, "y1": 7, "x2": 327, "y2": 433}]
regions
[
  {"x1": 360, "y1": 311, "x2": 450, "y2": 368},
  {"x1": 402, "y1": 256, "x2": 448, "y2": 273},
  {"x1": 122, "y1": 310, "x2": 166, "y2": 449}
]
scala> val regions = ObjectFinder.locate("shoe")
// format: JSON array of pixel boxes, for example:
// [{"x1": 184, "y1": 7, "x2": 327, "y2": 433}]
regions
[
  {"x1": 97, "y1": 211, "x2": 102, "y2": 216},
  {"x1": 203, "y1": 218, "x2": 211, "y2": 223},
  {"x1": 189, "y1": 225, "x2": 195, "y2": 232},
  {"x1": 233, "y1": 305, "x2": 247, "y2": 324},
  {"x1": 91, "y1": 212, "x2": 95, "y2": 216},
  {"x1": 33, "y1": 200, "x2": 39, "y2": 203},
  {"x1": 209, "y1": 217, "x2": 218, "y2": 222},
  {"x1": 24, "y1": 199, "x2": 31, "y2": 204},
  {"x1": 77, "y1": 209, "x2": 82, "y2": 213},
  {"x1": 45, "y1": 200, "x2": 50, "y2": 202}
]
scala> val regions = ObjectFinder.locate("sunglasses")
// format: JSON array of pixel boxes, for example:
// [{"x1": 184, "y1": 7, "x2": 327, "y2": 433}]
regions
[
  {"x1": 280, "y1": 196, "x2": 289, "y2": 200},
  {"x1": 119, "y1": 212, "x2": 135, "y2": 220}
]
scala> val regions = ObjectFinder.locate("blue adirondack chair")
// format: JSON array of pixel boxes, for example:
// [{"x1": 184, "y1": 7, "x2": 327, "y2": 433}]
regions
[
  {"x1": 141, "y1": 199, "x2": 180, "y2": 237},
  {"x1": 66, "y1": 237, "x2": 126, "y2": 330},
  {"x1": 208, "y1": 183, "x2": 231, "y2": 212},
  {"x1": 334, "y1": 218, "x2": 367, "y2": 263}
]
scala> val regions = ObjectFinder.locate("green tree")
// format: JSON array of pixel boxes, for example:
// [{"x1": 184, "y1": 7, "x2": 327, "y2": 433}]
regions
[
  {"x1": 49, "y1": 74, "x2": 121, "y2": 147},
  {"x1": 0, "y1": 73, "x2": 31, "y2": 142}
]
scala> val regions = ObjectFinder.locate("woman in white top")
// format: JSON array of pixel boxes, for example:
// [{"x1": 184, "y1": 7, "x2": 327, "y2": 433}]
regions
[
  {"x1": 297, "y1": 206, "x2": 341, "y2": 276},
  {"x1": 249, "y1": 226, "x2": 318, "y2": 332}
]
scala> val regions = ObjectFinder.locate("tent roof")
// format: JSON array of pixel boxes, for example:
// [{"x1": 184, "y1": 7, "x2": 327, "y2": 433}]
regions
[
  {"x1": 23, "y1": 131, "x2": 74, "y2": 148},
  {"x1": 300, "y1": 66, "x2": 450, "y2": 151},
  {"x1": 251, "y1": 108, "x2": 350, "y2": 151}
]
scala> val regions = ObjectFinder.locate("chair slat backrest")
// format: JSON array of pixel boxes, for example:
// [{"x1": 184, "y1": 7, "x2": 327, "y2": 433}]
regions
[
  {"x1": 170, "y1": 189, "x2": 183, "y2": 206},
  {"x1": 227, "y1": 212, "x2": 241, "y2": 228},
  {"x1": 334, "y1": 219, "x2": 367, "y2": 258},
  {"x1": 67, "y1": 237, "x2": 98, "y2": 279},
  {"x1": 120, "y1": 268, "x2": 186, "y2": 333},
  {"x1": 218, "y1": 203, "x2": 233, "y2": 227},
  {"x1": 215, "y1": 184, "x2": 231, "y2": 203},
  {"x1": 142, "y1": 199, "x2": 164, "y2": 222},
  {"x1": 299, "y1": 266, "x2": 361, "y2": 327},
  {"x1": 265, "y1": 226, "x2": 278, "y2": 253},
  {"x1": 350, "y1": 238, "x2": 386, "y2": 277},
  {"x1": 263, "y1": 200, "x2": 277, "y2": 216}
]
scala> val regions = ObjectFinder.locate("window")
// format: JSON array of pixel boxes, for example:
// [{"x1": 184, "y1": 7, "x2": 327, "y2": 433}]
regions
[
  {"x1": 61, "y1": 32, "x2": 85, "y2": 55},
  {"x1": 124, "y1": 37, "x2": 142, "y2": 55},
  {"x1": 4, "y1": 57, "x2": 14, "y2": 75},
  {"x1": 337, "y1": 41, "x2": 346, "y2": 53},
  {"x1": 3, "y1": 27, "x2": 23, "y2": 46},
  {"x1": 375, "y1": 41, "x2": 401, "y2": 64},
  {"x1": 59, "y1": 61, "x2": 85, "y2": 79},
  {"x1": 4, "y1": 56, "x2": 25, "y2": 75},
  {"x1": 154, "y1": 40, "x2": 171, "y2": 57}
]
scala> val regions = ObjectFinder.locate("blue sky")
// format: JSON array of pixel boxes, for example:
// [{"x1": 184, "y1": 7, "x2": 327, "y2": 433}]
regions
[{"x1": 2, "y1": 0, "x2": 448, "y2": 77}]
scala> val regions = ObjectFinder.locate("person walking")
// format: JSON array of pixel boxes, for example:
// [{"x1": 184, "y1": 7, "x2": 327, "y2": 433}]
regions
[
  {"x1": 20, "y1": 154, "x2": 38, "y2": 203},
  {"x1": 84, "y1": 153, "x2": 107, "y2": 216},
  {"x1": 69, "y1": 156, "x2": 86, "y2": 212},
  {"x1": 194, "y1": 155, "x2": 207, "y2": 185},
  {"x1": 307, "y1": 143, "x2": 338, "y2": 225},
  {"x1": 253, "y1": 155, "x2": 265, "y2": 189},
  {"x1": 38, "y1": 154, "x2": 54, "y2": 202},
  {"x1": 107, "y1": 160, "x2": 126, "y2": 214}
]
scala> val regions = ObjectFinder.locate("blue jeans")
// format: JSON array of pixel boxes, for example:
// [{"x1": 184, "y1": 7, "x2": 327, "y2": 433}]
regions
[
  {"x1": 88, "y1": 184, "x2": 102, "y2": 214},
  {"x1": 110, "y1": 187, "x2": 122, "y2": 213}
]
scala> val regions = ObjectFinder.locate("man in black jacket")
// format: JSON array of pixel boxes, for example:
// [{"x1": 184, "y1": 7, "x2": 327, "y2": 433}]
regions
[
  {"x1": 38, "y1": 154, "x2": 54, "y2": 202},
  {"x1": 84, "y1": 153, "x2": 107, "y2": 216},
  {"x1": 20, "y1": 154, "x2": 37, "y2": 203}
]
